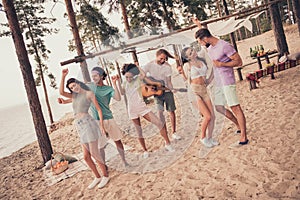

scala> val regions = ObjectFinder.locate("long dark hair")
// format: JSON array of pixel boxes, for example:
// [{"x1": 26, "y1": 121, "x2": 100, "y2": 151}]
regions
[
  {"x1": 66, "y1": 78, "x2": 90, "y2": 93},
  {"x1": 181, "y1": 47, "x2": 207, "y2": 66}
]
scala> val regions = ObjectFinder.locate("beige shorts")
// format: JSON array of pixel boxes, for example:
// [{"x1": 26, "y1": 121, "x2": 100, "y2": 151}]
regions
[
  {"x1": 190, "y1": 83, "x2": 209, "y2": 100},
  {"x1": 98, "y1": 119, "x2": 123, "y2": 141}
]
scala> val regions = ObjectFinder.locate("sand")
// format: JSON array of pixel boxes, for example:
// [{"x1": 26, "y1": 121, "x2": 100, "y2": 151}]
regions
[{"x1": 0, "y1": 24, "x2": 299, "y2": 199}]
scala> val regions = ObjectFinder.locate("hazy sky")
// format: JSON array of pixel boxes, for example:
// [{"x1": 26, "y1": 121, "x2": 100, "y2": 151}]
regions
[{"x1": 0, "y1": 2, "x2": 121, "y2": 109}]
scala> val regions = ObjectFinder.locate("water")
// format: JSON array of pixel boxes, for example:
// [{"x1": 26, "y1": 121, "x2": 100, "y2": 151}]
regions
[{"x1": 0, "y1": 96, "x2": 72, "y2": 158}]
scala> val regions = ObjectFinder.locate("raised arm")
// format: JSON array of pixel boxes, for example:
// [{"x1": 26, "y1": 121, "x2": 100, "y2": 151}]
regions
[
  {"x1": 59, "y1": 68, "x2": 72, "y2": 98},
  {"x1": 192, "y1": 17, "x2": 203, "y2": 28},
  {"x1": 135, "y1": 62, "x2": 146, "y2": 80},
  {"x1": 111, "y1": 75, "x2": 121, "y2": 101}
]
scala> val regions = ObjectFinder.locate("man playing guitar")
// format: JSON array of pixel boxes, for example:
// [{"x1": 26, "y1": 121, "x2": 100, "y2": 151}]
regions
[{"x1": 143, "y1": 49, "x2": 181, "y2": 140}]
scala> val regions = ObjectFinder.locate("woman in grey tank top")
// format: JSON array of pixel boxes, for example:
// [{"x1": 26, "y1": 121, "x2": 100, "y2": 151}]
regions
[{"x1": 58, "y1": 68, "x2": 110, "y2": 189}]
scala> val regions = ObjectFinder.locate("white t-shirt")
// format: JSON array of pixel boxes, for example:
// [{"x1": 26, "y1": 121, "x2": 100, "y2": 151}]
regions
[{"x1": 143, "y1": 60, "x2": 172, "y2": 87}]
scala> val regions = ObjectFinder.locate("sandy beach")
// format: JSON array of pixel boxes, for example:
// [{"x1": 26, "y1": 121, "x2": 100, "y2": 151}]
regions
[{"x1": 0, "y1": 24, "x2": 299, "y2": 199}]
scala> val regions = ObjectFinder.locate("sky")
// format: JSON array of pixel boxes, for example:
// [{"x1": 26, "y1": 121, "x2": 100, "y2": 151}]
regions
[{"x1": 0, "y1": 2, "x2": 122, "y2": 109}]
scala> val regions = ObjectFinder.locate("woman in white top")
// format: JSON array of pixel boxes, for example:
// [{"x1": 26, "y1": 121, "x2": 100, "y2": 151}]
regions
[
  {"x1": 119, "y1": 63, "x2": 174, "y2": 158},
  {"x1": 181, "y1": 47, "x2": 218, "y2": 148}
]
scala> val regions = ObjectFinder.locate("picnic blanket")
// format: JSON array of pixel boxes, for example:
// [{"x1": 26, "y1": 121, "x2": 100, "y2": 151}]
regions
[
  {"x1": 43, "y1": 153, "x2": 88, "y2": 186},
  {"x1": 43, "y1": 139, "x2": 132, "y2": 186}
]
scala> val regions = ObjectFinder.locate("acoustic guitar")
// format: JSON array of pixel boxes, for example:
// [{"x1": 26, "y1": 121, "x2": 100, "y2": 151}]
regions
[
  {"x1": 141, "y1": 77, "x2": 167, "y2": 98},
  {"x1": 141, "y1": 77, "x2": 187, "y2": 98}
]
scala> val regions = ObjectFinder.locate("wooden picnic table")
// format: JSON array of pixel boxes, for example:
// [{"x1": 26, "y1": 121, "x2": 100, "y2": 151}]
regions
[{"x1": 253, "y1": 50, "x2": 278, "y2": 70}]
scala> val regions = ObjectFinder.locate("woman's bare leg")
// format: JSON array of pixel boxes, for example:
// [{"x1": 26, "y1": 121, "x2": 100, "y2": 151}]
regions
[
  {"x1": 132, "y1": 118, "x2": 147, "y2": 152},
  {"x1": 82, "y1": 145, "x2": 100, "y2": 178},
  {"x1": 143, "y1": 112, "x2": 171, "y2": 145},
  {"x1": 196, "y1": 98, "x2": 212, "y2": 139}
]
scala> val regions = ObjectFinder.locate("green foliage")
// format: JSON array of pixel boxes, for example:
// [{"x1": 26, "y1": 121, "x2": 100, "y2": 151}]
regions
[
  {"x1": 0, "y1": 0, "x2": 58, "y2": 89},
  {"x1": 259, "y1": 18, "x2": 272, "y2": 33},
  {"x1": 68, "y1": 1, "x2": 120, "y2": 52}
]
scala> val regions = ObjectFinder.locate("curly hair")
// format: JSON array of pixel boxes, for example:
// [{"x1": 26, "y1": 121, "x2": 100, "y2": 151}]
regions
[{"x1": 121, "y1": 63, "x2": 140, "y2": 76}]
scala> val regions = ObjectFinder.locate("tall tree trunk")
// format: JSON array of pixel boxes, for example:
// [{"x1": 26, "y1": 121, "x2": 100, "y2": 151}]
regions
[
  {"x1": 120, "y1": 0, "x2": 138, "y2": 63},
  {"x1": 160, "y1": 1, "x2": 181, "y2": 68},
  {"x1": 65, "y1": 0, "x2": 91, "y2": 82},
  {"x1": 216, "y1": 0, "x2": 222, "y2": 17},
  {"x1": 291, "y1": 0, "x2": 300, "y2": 35},
  {"x1": 120, "y1": 0, "x2": 132, "y2": 39},
  {"x1": 269, "y1": 0, "x2": 289, "y2": 56},
  {"x1": 286, "y1": 0, "x2": 293, "y2": 24},
  {"x1": 3, "y1": 0, "x2": 53, "y2": 163},
  {"x1": 222, "y1": 0, "x2": 238, "y2": 51},
  {"x1": 24, "y1": 13, "x2": 54, "y2": 124}
]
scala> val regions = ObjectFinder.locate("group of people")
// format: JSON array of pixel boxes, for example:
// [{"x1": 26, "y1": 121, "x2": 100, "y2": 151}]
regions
[{"x1": 57, "y1": 21, "x2": 248, "y2": 190}]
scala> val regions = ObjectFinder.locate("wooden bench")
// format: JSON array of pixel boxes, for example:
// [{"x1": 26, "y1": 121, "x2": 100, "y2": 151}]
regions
[{"x1": 246, "y1": 59, "x2": 300, "y2": 90}]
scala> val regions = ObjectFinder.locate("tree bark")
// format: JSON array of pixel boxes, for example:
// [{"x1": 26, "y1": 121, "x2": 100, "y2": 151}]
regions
[
  {"x1": 2, "y1": 0, "x2": 53, "y2": 163},
  {"x1": 291, "y1": 0, "x2": 300, "y2": 35},
  {"x1": 120, "y1": 0, "x2": 138, "y2": 63},
  {"x1": 65, "y1": 0, "x2": 91, "y2": 82},
  {"x1": 269, "y1": 0, "x2": 289, "y2": 56},
  {"x1": 222, "y1": 0, "x2": 238, "y2": 51}
]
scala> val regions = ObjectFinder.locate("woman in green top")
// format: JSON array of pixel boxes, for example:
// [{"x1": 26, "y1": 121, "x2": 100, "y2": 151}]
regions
[{"x1": 89, "y1": 67, "x2": 128, "y2": 167}]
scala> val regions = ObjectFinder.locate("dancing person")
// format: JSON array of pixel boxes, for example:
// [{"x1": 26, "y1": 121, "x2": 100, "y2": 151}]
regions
[
  {"x1": 89, "y1": 66, "x2": 129, "y2": 167},
  {"x1": 58, "y1": 68, "x2": 109, "y2": 189},
  {"x1": 181, "y1": 47, "x2": 218, "y2": 148},
  {"x1": 119, "y1": 63, "x2": 174, "y2": 158},
  {"x1": 143, "y1": 49, "x2": 181, "y2": 140},
  {"x1": 193, "y1": 20, "x2": 248, "y2": 147}
]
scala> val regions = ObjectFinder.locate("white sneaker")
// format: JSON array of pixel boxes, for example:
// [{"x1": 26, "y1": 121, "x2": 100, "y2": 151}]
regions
[
  {"x1": 209, "y1": 138, "x2": 219, "y2": 146},
  {"x1": 88, "y1": 177, "x2": 101, "y2": 189},
  {"x1": 98, "y1": 176, "x2": 110, "y2": 189},
  {"x1": 143, "y1": 151, "x2": 149, "y2": 158},
  {"x1": 165, "y1": 144, "x2": 175, "y2": 152},
  {"x1": 200, "y1": 138, "x2": 213, "y2": 148},
  {"x1": 172, "y1": 133, "x2": 182, "y2": 140}
]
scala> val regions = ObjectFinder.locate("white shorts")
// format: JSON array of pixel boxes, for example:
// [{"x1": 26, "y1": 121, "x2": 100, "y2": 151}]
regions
[
  {"x1": 214, "y1": 85, "x2": 239, "y2": 107},
  {"x1": 128, "y1": 104, "x2": 151, "y2": 119}
]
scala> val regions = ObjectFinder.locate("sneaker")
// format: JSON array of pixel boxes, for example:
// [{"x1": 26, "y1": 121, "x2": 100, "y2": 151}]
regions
[
  {"x1": 172, "y1": 133, "x2": 182, "y2": 140},
  {"x1": 143, "y1": 151, "x2": 149, "y2": 158},
  {"x1": 229, "y1": 139, "x2": 249, "y2": 148},
  {"x1": 165, "y1": 144, "x2": 175, "y2": 152},
  {"x1": 235, "y1": 130, "x2": 241, "y2": 134},
  {"x1": 209, "y1": 138, "x2": 219, "y2": 146},
  {"x1": 200, "y1": 138, "x2": 213, "y2": 148},
  {"x1": 98, "y1": 176, "x2": 110, "y2": 189},
  {"x1": 88, "y1": 177, "x2": 101, "y2": 189}
]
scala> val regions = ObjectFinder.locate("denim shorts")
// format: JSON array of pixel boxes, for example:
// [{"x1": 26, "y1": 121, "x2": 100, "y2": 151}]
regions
[{"x1": 75, "y1": 115, "x2": 107, "y2": 148}]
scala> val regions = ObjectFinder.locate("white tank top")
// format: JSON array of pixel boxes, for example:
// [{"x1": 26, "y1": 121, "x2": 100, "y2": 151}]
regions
[{"x1": 190, "y1": 62, "x2": 208, "y2": 79}]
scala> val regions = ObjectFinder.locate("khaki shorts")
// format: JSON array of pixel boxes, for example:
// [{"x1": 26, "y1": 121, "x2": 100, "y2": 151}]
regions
[
  {"x1": 190, "y1": 83, "x2": 209, "y2": 100},
  {"x1": 99, "y1": 119, "x2": 123, "y2": 141},
  {"x1": 214, "y1": 85, "x2": 239, "y2": 107}
]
